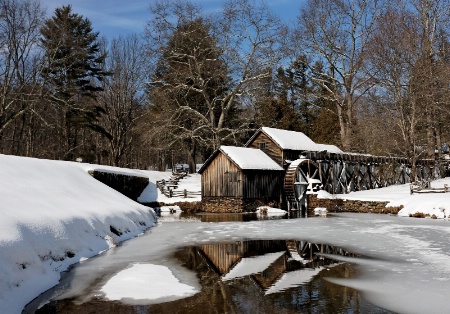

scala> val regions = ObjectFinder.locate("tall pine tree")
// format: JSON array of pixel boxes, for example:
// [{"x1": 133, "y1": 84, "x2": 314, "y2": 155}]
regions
[
  {"x1": 40, "y1": 5, "x2": 109, "y2": 160},
  {"x1": 147, "y1": 18, "x2": 230, "y2": 172}
]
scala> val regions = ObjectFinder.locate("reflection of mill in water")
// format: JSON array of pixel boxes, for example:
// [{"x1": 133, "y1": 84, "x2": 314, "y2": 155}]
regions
[{"x1": 199, "y1": 240, "x2": 354, "y2": 294}]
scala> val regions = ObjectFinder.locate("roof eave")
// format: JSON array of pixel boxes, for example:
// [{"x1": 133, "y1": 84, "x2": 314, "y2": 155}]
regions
[{"x1": 197, "y1": 149, "x2": 221, "y2": 174}]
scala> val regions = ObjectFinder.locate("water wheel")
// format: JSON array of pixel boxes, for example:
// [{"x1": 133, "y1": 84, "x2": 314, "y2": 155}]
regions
[{"x1": 284, "y1": 158, "x2": 320, "y2": 211}]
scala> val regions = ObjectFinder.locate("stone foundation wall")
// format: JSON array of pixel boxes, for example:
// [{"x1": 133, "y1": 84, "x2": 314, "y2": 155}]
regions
[
  {"x1": 201, "y1": 197, "x2": 280, "y2": 213},
  {"x1": 307, "y1": 194, "x2": 403, "y2": 215},
  {"x1": 90, "y1": 170, "x2": 149, "y2": 202}
]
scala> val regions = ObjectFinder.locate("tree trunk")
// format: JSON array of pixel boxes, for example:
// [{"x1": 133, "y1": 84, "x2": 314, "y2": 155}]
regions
[{"x1": 188, "y1": 141, "x2": 197, "y2": 174}]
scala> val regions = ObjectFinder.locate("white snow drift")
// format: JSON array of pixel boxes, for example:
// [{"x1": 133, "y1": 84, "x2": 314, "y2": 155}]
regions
[
  {"x1": 0, "y1": 154, "x2": 162, "y2": 313},
  {"x1": 2, "y1": 152, "x2": 450, "y2": 313}
]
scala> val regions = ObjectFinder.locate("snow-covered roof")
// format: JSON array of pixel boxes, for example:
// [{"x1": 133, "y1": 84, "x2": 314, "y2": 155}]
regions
[
  {"x1": 245, "y1": 127, "x2": 344, "y2": 153},
  {"x1": 316, "y1": 143, "x2": 343, "y2": 154},
  {"x1": 220, "y1": 146, "x2": 283, "y2": 170},
  {"x1": 260, "y1": 127, "x2": 319, "y2": 151}
]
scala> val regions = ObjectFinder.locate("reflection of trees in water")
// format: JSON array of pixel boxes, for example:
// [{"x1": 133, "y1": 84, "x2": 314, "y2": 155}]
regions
[{"x1": 36, "y1": 240, "x2": 388, "y2": 314}]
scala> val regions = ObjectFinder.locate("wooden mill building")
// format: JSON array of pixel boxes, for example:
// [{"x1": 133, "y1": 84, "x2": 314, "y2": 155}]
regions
[
  {"x1": 198, "y1": 145, "x2": 284, "y2": 212},
  {"x1": 199, "y1": 127, "x2": 436, "y2": 212},
  {"x1": 245, "y1": 127, "x2": 343, "y2": 166}
]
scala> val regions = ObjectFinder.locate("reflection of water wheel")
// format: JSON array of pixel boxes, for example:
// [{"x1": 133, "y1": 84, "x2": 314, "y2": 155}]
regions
[{"x1": 284, "y1": 159, "x2": 320, "y2": 211}]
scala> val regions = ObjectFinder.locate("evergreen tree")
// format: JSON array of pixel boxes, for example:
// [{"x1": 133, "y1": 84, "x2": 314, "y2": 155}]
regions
[
  {"x1": 255, "y1": 57, "x2": 315, "y2": 135},
  {"x1": 147, "y1": 18, "x2": 230, "y2": 171},
  {"x1": 308, "y1": 61, "x2": 341, "y2": 146},
  {"x1": 40, "y1": 5, "x2": 109, "y2": 160}
]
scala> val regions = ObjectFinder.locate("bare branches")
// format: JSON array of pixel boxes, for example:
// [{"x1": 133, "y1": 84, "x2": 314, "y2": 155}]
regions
[
  {"x1": 294, "y1": 0, "x2": 383, "y2": 150},
  {"x1": 0, "y1": 0, "x2": 45, "y2": 136},
  {"x1": 144, "y1": 0, "x2": 286, "y2": 170}
]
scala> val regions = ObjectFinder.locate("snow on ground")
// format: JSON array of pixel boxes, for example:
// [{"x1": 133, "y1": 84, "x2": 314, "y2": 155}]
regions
[
  {"x1": 256, "y1": 206, "x2": 287, "y2": 217},
  {"x1": 138, "y1": 172, "x2": 201, "y2": 204},
  {"x1": 101, "y1": 263, "x2": 199, "y2": 303},
  {"x1": 0, "y1": 154, "x2": 179, "y2": 313},
  {"x1": 319, "y1": 177, "x2": 450, "y2": 218},
  {"x1": 313, "y1": 207, "x2": 328, "y2": 216},
  {"x1": 3, "y1": 151, "x2": 450, "y2": 313}
]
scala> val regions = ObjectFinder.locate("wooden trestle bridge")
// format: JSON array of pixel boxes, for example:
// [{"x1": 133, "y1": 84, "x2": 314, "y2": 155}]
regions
[{"x1": 284, "y1": 151, "x2": 443, "y2": 210}]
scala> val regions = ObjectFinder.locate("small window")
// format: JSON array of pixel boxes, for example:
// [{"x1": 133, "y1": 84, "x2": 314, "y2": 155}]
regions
[
  {"x1": 228, "y1": 171, "x2": 240, "y2": 182},
  {"x1": 259, "y1": 142, "x2": 266, "y2": 149}
]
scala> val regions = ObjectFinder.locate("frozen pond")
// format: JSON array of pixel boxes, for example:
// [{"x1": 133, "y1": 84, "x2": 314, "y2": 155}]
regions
[{"x1": 26, "y1": 213, "x2": 450, "y2": 313}]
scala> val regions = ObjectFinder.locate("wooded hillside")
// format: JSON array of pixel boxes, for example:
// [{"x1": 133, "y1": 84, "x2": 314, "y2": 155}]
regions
[{"x1": 1, "y1": 0, "x2": 449, "y2": 176}]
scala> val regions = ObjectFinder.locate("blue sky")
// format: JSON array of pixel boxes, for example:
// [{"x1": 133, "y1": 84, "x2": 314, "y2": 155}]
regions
[{"x1": 44, "y1": 0, "x2": 303, "y2": 40}]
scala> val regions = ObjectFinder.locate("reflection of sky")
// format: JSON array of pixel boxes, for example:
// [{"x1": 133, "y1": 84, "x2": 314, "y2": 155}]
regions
[{"x1": 43, "y1": 0, "x2": 303, "y2": 40}]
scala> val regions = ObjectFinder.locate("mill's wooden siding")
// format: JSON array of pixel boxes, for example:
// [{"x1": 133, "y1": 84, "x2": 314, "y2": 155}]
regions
[
  {"x1": 246, "y1": 132, "x2": 284, "y2": 166},
  {"x1": 201, "y1": 152, "x2": 242, "y2": 198},
  {"x1": 243, "y1": 171, "x2": 283, "y2": 200},
  {"x1": 200, "y1": 149, "x2": 284, "y2": 209}
]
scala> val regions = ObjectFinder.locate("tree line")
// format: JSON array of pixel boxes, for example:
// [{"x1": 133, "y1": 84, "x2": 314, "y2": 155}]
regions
[{"x1": 1, "y1": 0, "x2": 449, "y2": 178}]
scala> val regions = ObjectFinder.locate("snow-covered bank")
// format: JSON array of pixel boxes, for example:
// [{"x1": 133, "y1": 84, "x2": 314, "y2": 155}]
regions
[
  {"x1": 0, "y1": 154, "x2": 162, "y2": 313},
  {"x1": 31, "y1": 214, "x2": 450, "y2": 314},
  {"x1": 331, "y1": 177, "x2": 450, "y2": 218}
]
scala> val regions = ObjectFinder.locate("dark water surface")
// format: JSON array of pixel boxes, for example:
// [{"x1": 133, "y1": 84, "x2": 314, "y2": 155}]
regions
[
  {"x1": 32, "y1": 238, "x2": 392, "y2": 314},
  {"x1": 170, "y1": 210, "x2": 304, "y2": 222}
]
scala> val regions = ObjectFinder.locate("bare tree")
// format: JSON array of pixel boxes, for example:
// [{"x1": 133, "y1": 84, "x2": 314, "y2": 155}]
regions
[
  {"x1": 367, "y1": 1, "x2": 450, "y2": 180},
  {"x1": 410, "y1": 0, "x2": 450, "y2": 161},
  {"x1": 213, "y1": 0, "x2": 288, "y2": 145},
  {"x1": 145, "y1": 0, "x2": 287, "y2": 171},
  {"x1": 294, "y1": 0, "x2": 383, "y2": 151},
  {"x1": 0, "y1": 0, "x2": 44, "y2": 138},
  {"x1": 98, "y1": 34, "x2": 148, "y2": 167}
]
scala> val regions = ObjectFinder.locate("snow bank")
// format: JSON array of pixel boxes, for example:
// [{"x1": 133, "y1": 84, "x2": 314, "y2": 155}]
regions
[
  {"x1": 256, "y1": 206, "x2": 287, "y2": 217},
  {"x1": 314, "y1": 207, "x2": 328, "y2": 216},
  {"x1": 147, "y1": 173, "x2": 202, "y2": 204},
  {"x1": 0, "y1": 154, "x2": 158, "y2": 313},
  {"x1": 334, "y1": 177, "x2": 450, "y2": 218}
]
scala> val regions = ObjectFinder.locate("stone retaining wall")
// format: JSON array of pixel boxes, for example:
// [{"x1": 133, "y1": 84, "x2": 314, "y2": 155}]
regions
[
  {"x1": 307, "y1": 194, "x2": 403, "y2": 215},
  {"x1": 201, "y1": 197, "x2": 280, "y2": 213},
  {"x1": 90, "y1": 170, "x2": 149, "y2": 202}
]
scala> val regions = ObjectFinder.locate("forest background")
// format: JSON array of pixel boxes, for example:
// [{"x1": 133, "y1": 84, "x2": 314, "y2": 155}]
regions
[{"x1": 1, "y1": 0, "x2": 449, "y2": 174}]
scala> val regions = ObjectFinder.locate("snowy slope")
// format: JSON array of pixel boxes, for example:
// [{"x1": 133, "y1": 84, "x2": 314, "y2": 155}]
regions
[
  {"x1": 0, "y1": 154, "x2": 159, "y2": 313},
  {"x1": 329, "y1": 177, "x2": 450, "y2": 218}
]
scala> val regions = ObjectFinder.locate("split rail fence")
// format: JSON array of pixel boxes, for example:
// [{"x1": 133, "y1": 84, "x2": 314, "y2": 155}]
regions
[{"x1": 156, "y1": 172, "x2": 201, "y2": 198}]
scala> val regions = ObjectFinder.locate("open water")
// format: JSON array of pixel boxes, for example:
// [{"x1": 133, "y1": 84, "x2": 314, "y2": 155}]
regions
[{"x1": 25, "y1": 212, "x2": 450, "y2": 313}]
